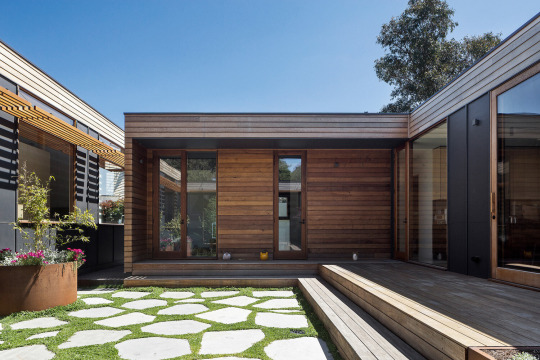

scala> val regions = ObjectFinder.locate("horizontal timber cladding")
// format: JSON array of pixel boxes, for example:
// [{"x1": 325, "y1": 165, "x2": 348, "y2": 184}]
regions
[
  {"x1": 124, "y1": 138, "x2": 149, "y2": 272},
  {"x1": 409, "y1": 15, "x2": 540, "y2": 138},
  {"x1": 306, "y1": 150, "x2": 392, "y2": 259},
  {"x1": 217, "y1": 150, "x2": 274, "y2": 259},
  {"x1": 124, "y1": 113, "x2": 408, "y2": 139}
]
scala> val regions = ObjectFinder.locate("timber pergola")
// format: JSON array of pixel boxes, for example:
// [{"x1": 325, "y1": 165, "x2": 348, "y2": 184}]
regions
[{"x1": 0, "y1": 85, "x2": 124, "y2": 168}]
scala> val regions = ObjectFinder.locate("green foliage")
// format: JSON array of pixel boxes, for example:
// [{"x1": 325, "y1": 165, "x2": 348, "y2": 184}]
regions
[
  {"x1": 100, "y1": 199, "x2": 124, "y2": 223},
  {"x1": 13, "y1": 164, "x2": 97, "y2": 252},
  {"x1": 375, "y1": 0, "x2": 501, "y2": 112},
  {"x1": 510, "y1": 352, "x2": 539, "y2": 360}
]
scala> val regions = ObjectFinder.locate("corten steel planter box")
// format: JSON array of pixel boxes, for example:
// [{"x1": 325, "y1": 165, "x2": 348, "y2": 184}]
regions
[
  {"x1": 0, "y1": 262, "x2": 77, "y2": 315},
  {"x1": 469, "y1": 347, "x2": 540, "y2": 360}
]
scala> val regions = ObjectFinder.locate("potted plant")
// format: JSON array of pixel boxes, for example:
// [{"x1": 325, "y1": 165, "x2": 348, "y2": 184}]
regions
[{"x1": 0, "y1": 165, "x2": 96, "y2": 315}]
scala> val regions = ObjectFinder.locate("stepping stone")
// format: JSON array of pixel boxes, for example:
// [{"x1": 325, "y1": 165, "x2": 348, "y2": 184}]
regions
[
  {"x1": 159, "y1": 291, "x2": 194, "y2": 299},
  {"x1": 27, "y1": 331, "x2": 59, "y2": 340},
  {"x1": 77, "y1": 289, "x2": 116, "y2": 295},
  {"x1": 175, "y1": 298, "x2": 205, "y2": 303},
  {"x1": 212, "y1": 296, "x2": 258, "y2": 307},
  {"x1": 271, "y1": 310, "x2": 303, "y2": 313},
  {"x1": 69, "y1": 307, "x2": 124, "y2": 318},
  {"x1": 82, "y1": 297, "x2": 113, "y2": 305},
  {"x1": 265, "y1": 337, "x2": 333, "y2": 360},
  {"x1": 11, "y1": 317, "x2": 68, "y2": 330},
  {"x1": 0, "y1": 345, "x2": 55, "y2": 360},
  {"x1": 122, "y1": 299, "x2": 167, "y2": 310},
  {"x1": 199, "y1": 329, "x2": 265, "y2": 355},
  {"x1": 254, "y1": 299, "x2": 300, "y2": 309},
  {"x1": 209, "y1": 358, "x2": 262, "y2": 360},
  {"x1": 158, "y1": 304, "x2": 208, "y2": 315},
  {"x1": 112, "y1": 291, "x2": 150, "y2": 299},
  {"x1": 58, "y1": 329, "x2": 131, "y2": 349},
  {"x1": 196, "y1": 307, "x2": 251, "y2": 324},
  {"x1": 252, "y1": 290, "x2": 294, "y2": 298},
  {"x1": 201, "y1": 291, "x2": 239, "y2": 298},
  {"x1": 255, "y1": 313, "x2": 308, "y2": 328},
  {"x1": 0, "y1": 341, "x2": 3, "y2": 345},
  {"x1": 142, "y1": 320, "x2": 210, "y2": 335},
  {"x1": 95, "y1": 312, "x2": 155, "y2": 327},
  {"x1": 115, "y1": 337, "x2": 191, "y2": 360}
]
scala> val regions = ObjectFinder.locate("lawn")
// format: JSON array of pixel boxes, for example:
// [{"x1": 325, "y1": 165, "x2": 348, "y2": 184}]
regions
[{"x1": 0, "y1": 286, "x2": 341, "y2": 360}]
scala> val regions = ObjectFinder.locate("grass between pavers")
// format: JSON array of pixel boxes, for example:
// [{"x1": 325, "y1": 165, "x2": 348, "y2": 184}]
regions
[{"x1": 0, "y1": 286, "x2": 343, "y2": 360}]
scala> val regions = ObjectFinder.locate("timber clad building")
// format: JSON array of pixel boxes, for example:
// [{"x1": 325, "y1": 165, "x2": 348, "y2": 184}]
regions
[{"x1": 125, "y1": 14, "x2": 540, "y2": 289}]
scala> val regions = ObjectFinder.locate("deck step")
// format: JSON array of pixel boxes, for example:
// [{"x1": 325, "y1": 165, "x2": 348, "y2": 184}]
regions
[
  {"x1": 319, "y1": 265, "x2": 507, "y2": 360},
  {"x1": 124, "y1": 275, "x2": 298, "y2": 287},
  {"x1": 299, "y1": 277, "x2": 424, "y2": 360}
]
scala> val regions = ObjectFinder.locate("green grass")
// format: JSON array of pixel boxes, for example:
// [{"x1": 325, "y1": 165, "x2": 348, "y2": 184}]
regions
[{"x1": 0, "y1": 286, "x2": 342, "y2": 360}]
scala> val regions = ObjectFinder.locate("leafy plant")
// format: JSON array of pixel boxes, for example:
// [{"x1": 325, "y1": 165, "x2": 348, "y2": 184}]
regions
[
  {"x1": 99, "y1": 198, "x2": 124, "y2": 223},
  {"x1": 510, "y1": 352, "x2": 539, "y2": 360},
  {"x1": 10, "y1": 164, "x2": 96, "y2": 262}
]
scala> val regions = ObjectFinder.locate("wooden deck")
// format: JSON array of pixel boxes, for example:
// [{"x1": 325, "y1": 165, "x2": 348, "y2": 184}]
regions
[{"x1": 320, "y1": 262, "x2": 540, "y2": 360}]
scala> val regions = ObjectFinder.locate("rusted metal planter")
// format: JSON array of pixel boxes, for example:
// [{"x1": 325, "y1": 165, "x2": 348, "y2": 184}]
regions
[
  {"x1": 0, "y1": 262, "x2": 77, "y2": 316},
  {"x1": 469, "y1": 347, "x2": 540, "y2": 360}
]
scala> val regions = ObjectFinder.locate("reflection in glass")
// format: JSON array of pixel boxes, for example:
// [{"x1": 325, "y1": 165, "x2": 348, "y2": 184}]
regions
[
  {"x1": 159, "y1": 157, "x2": 182, "y2": 252},
  {"x1": 278, "y1": 156, "x2": 302, "y2": 252},
  {"x1": 497, "y1": 72, "x2": 540, "y2": 273},
  {"x1": 396, "y1": 148, "x2": 407, "y2": 253},
  {"x1": 187, "y1": 152, "x2": 217, "y2": 257},
  {"x1": 409, "y1": 122, "x2": 447, "y2": 267}
]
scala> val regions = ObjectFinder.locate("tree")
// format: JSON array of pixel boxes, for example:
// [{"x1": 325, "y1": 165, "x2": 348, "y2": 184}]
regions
[{"x1": 375, "y1": 0, "x2": 501, "y2": 113}]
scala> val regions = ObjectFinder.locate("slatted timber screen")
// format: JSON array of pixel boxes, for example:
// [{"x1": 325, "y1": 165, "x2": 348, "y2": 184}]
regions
[
  {"x1": 306, "y1": 150, "x2": 392, "y2": 259},
  {"x1": 124, "y1": 139, "x2": 149, "y2": 272},
  {"x1": 217, "y1": 150, "x2": 274, "y2": 259}
]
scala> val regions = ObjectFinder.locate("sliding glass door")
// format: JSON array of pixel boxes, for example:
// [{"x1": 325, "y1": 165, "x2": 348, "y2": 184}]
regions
[{"x1": 154, "y1": 151, "x2": 217, "y2": 259}]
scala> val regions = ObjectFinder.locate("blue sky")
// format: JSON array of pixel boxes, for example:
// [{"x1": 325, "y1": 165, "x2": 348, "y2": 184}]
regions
[{"x1": 1, "y1": 1, "x2": 538, "y2": 128}]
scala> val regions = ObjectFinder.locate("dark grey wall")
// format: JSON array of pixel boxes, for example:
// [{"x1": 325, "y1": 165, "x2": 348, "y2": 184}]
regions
[{"x1": 447, "y1": 93, "x2": 491, "y2": 278}]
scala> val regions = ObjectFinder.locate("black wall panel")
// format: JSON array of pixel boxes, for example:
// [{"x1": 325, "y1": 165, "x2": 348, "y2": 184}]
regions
[
  {"x1": 466, "y1": 93, "x2": 491, "y2": 278},
  {"x1": 447, "y1": 107, "x2": 468, "y2": 274}
]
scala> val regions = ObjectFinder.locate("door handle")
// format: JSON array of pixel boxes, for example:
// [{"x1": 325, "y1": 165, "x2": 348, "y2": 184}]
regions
[{"x1": 180, "y1": 219, "x2": 185, "y2": 225}]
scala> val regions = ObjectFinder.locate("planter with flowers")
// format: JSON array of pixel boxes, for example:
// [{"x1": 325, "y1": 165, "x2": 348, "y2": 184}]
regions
[{"x1": 0, "y1": 165, "x2": 96, "y2": 315}]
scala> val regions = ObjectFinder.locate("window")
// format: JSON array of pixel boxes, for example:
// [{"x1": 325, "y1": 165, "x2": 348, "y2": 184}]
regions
[
  {"x1": 18, "y1": 122, "x2": 73, "y2": 219},
  {"x1": 496, "y1": 71, "x2": 540, "y2": 273},
  {"x1": 409, "y1": 121, "x2": 447, "y2": 267},
  {"x1": 99, "y1": 166, "x2": 125, "y2": 224}
]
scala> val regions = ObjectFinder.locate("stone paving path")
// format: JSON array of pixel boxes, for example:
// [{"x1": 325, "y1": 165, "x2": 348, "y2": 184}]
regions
[{"x1": 0, "y1": 288, "x2": 334, "y2": 360}]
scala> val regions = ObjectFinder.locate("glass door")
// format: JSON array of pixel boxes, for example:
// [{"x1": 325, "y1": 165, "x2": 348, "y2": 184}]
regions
[
  {"x1": 274, "y1": 152, "x2": 306, "y2": 259},
  {"x1": 153, "y1": 151, "x2": 217, "y2": 259},
  {"x1": 394, "y1": 145, "x2": 408, "y2": 260}
]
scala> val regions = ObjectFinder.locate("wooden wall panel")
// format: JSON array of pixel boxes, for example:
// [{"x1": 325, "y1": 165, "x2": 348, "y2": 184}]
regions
[
  {"x1": 306, "y1": 150, "x2": 392, "y2": 259},
  {"x1": 124, "y1": 138, "x2": 149, "y2": 272},
  {"x1": 125, "y1": 114, "x2": 408, "y2": 139},
  {"x1": 217, "y1": 150, "x2": 274, "y2": 260}
]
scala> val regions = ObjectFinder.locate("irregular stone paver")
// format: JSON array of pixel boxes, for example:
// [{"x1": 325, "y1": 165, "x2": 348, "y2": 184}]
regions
[
  {"x1": 68, "y1": 307, "x2": 124, "y2": 318},
  {"x1": 0, "y1": 341, "x2": 3, "y2": 345},
  {"x1": 116, "y1": 337, "x2": 191, "y2": 360},
  {"x1": 264, "y1": 337, "x2": 333, "y2": 360},
  {"x1": 142, "y1": 320, "x2": 211, "y2": 335},
  {"x1": 175, "y1": 298, "x2": 205, "y2": 303},
  {"x1": 199, "y1": 329, "x2": 265, "y2": 355},
  {"x1": 95, "y1": 312, "x2": 155, "y2": 327},
  {"x1": 271, "y1": 310, "x2": 303, "y2": 313},
  {"x1": 11, "y1": 317, "x2": 68, "y2": 330},
  {"x1": 27, "y1": 331, "x2": 59, "y2": 340},
  {"x1": 252, "y1": 290, "x2": 294, "y2": 298},
  {"x1": 0, "y1": 345, "x2": 55, "y2": 360},
  {"x1": 58, "y1": 329, "x2": 131, "y2": 349},
  {"x1": 81, "y1": 297, "x2": 113, "y2": 305},
  {"x1": 201, "y1": 291, "x2": 239, "y2": 298},
  {"x1": 255, "y1": 313, "x2": 308, "y2": 328},
  {"x1": 196, "y1": 307, "x2": 251, "y2": 324},
  {"x1": 77, "y1": 289, "x2": 116, "y2": 295},
  {"x1": 212, "y1": 295, "x2": 258, "y2": 307},
  {"x1": 112, "y1": 291, "x2": 150, "y2": 299},
  {"x1": 159, "y1": 291, "x2": 194, "y2": 299},
  {"x1": 122, "y1": 299, "x2": 168, "y2": 310},
  {"x1": 157, "y1": 304, "x2": 209, "y2": 315},
  {"x1": 209, "y1": 358, "x2": 262, "y2": 360},
  {"x1": 254, "y1": 299, "x2": 300, "y2": 309}
]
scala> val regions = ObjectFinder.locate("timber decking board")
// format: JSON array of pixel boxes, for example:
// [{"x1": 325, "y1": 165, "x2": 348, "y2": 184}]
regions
[
  {"x1": 337, "y1": 263, "x2": 540, "y2": 345},
  {"x1": 299, "y1": 277, "x2": 425, "y2": 360}
]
